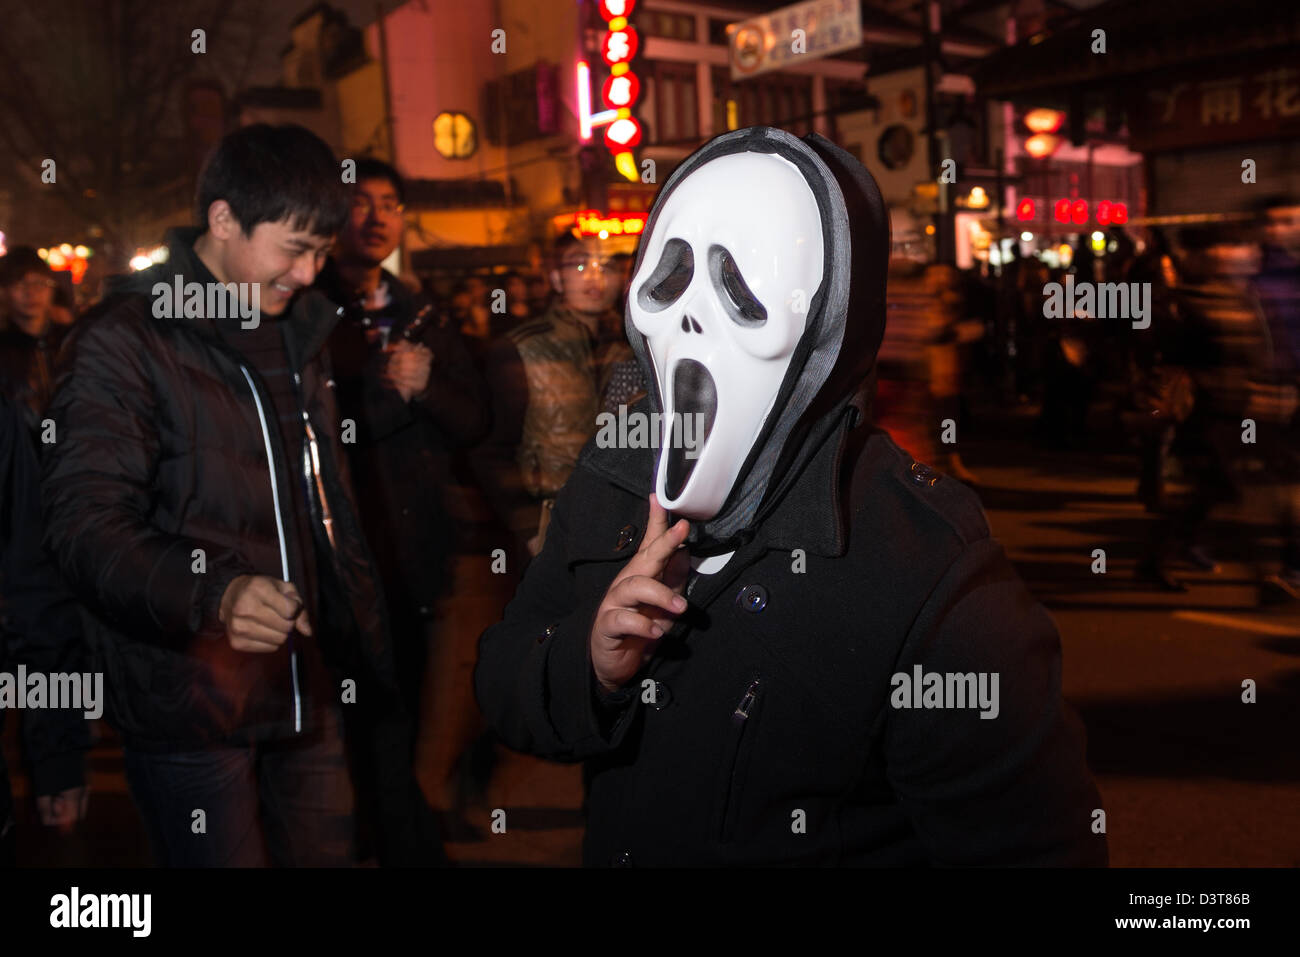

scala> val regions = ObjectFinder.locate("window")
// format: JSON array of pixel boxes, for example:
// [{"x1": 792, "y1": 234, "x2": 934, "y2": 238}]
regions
[
  {"x1": 653, "y1": 62, "x2": 698, "y2": 145},
  {"x1": 711, "y1": 69, "x2": 812, "y2": 135},
  {"x1": 644, "y1": 11, "x2": 696, "y2": 41},
  {"x1": 433, "y1": 112, "x2": 477, "y2": 159}
]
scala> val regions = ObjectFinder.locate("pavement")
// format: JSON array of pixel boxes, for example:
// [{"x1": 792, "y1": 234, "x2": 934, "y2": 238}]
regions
[{"x1": 6, "y1": 392, "x2": 1298, "y2": 867}]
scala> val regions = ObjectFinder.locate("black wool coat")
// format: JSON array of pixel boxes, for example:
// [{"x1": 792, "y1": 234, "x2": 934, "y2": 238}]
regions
[{"x1": 476, "y1": 400, "x2": 1108, "y2": 867}]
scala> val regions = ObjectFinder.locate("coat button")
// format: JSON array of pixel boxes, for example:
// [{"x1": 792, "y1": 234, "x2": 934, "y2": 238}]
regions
[
  {"x1": 538, "y1": 623, "x2": 557, "y2": 645},
  {"x1": 910, "y1": 461, "x2": 939, "y2": 486},
  {"x1": 737, "y1": 584, "x2": 768, "y2": 613},
  {"x1": 650, "y1": 680, "x2": 672, "y2": 711},
  {"x1": 611, "y1": 851, "x2": 633, "y2": 867},
  {"x1": 615, "y1": 524, "x2": 637, "y2": 550}
]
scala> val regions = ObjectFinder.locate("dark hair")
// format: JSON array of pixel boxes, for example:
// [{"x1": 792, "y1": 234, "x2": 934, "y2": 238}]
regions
[
  {"x1": 195, "y1": 124, "x2": 350, "y2": 238},
  {"x1": 552, "y1": 230, "x2": 585, "y2": 266},
  {"x1": 0, "y1": 246, "x2": 51, "y2": 288},
  {"x1": 352, "y1": 157, "x2": 406, "y2": 204}
]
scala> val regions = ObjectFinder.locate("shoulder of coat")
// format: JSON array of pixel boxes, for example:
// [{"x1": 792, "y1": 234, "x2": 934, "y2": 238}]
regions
[
  {"x1": 508, "y1": 317, "x2": 554, "y2": 344},
  {"x1": 870, "y1": 431, "x2": 990, "y2": 546}
]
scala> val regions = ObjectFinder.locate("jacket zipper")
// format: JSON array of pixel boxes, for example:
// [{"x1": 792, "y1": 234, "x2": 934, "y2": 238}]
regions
[
  {"x1": 239, "y1": 365, "x2": 303, "y2": 734},
  {"x1": 719, "y1": 674, "x2": 762, "y2": 842}
]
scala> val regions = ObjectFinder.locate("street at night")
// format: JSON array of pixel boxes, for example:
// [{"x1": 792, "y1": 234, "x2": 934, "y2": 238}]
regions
[{"x1": 1, "y1": 0, "x2": 1298, "y2": 941}]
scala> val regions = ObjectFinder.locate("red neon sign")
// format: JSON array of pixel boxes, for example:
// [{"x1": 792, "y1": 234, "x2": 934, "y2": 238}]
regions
[
  {"x1": 575, "y1": 209, "x2": 647, "y2": 236},
  {"x1": 602, "y1": 72, "x2": 640, "y2": 109},
  {"x1": 599, "y1": 0, "x2": 635, "y2": 20},
  {"x1": 601, "y1": 28, "x2": 639, "y2": 66}
]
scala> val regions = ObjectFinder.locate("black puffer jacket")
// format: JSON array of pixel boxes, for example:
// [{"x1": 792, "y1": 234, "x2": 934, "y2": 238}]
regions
[{"x1": 41, "y1": 230, "x2": 397, "y2": 752}]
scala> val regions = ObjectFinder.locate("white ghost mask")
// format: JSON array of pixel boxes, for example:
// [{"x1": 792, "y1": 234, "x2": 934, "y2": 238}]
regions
[{"x1": 628, "y1": 151, "x2": 825, "y2": 520}]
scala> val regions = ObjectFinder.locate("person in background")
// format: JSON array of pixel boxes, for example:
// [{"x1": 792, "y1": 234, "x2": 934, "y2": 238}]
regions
[
  {"x1": 596, "y1": 251, "x2": 646, "y2": 416},
  {"x1": 1, "y1": 393, "x2": 92, "y2": 866},
  {"x1": 1251, "y1": 197, "x2": 1300, "y2": 602},
  {"x1": 315, "y1": 156, "x2": 490, "y2": 859},
  {"x1": 473, "y1": 232, "x2": 620, "y2": 565},
  {"x1": 1136, "y1": 225, "x2": 1271, "y2": 592},
  {"x1": 0, "y1": 247, "x2": 69, "y2": 432}
]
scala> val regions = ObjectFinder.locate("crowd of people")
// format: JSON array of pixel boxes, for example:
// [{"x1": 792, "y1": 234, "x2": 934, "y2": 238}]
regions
[{"x1": 0, "y1": 119, "x2": 1295, "y2": 866}]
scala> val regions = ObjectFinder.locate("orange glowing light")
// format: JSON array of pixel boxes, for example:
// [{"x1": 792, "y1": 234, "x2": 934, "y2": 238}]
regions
[
  {"x1": 1024, "y1": 133, "x2": 1061, "y2": 158},
  {"x1": 1024, "y1": 108, "x2": 1065, "y2": 134}
]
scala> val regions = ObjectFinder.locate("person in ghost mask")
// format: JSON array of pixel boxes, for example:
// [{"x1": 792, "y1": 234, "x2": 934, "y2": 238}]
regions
[{"x1": 475, "y1": 127, "x2": 1106, "y2": 867}]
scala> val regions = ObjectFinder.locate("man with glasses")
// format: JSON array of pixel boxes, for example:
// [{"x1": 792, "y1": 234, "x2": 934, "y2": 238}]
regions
[
  {"x1": 476, "y1": 232, "x2": 622, "y2": 564},
  {"x1": 0, "y1": 247, "x2": 68, "y2": 432},
  {"x1": 315, "y1": 157, "x2": 488, "y2": 861}
]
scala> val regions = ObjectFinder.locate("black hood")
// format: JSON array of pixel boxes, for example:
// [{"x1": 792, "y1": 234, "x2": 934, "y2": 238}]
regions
[{"x1": 624, "y1": 127, "x2": 890, "y2": 553}]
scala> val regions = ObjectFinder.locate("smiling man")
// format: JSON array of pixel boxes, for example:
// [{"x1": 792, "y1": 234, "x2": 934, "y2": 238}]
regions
[{"x1": 41, "y1": 124, "x2": 399, "y2": 866}]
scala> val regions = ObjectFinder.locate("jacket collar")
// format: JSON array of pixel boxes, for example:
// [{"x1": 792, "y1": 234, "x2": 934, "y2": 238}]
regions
[
  {"x1": 111, "y1": 227, "x2": 343, "y2": 371},
  {"x1": 579, "y1": 394, "x2": 859, "y2": 559}
]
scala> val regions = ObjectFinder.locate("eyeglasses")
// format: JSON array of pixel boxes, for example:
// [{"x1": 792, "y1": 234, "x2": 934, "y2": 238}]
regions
[
  {"x1": 14, "y1": 277, "x2": 56, "y2": 291},
  {"x1": 560, "y1": 258, "x2": 610, "y2": 274},
  {"x1": 351, "y1": 196, "x2": 405, "y2": 217}
]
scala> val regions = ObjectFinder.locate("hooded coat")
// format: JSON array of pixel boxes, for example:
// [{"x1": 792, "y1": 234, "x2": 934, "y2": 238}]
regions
[{"x1": 476, "y1": 129, "x2": 1106, "y2": 866}]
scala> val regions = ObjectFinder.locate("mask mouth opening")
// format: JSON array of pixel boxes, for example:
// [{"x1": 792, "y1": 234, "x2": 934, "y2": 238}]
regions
[{"x1": 664, "y1": 358, "x2": 716, "y2": 500}]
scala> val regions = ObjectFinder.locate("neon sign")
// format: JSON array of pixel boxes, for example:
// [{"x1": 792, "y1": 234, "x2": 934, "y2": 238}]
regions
[
  {"x1": 577, "y1": 0, "x2": 642, "y2": 182},
  {"x1": 574, "y1": 209, "x2": 647, "y2": 237}
]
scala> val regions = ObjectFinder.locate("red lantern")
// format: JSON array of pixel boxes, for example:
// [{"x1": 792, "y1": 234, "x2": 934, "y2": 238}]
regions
[
  {"x1": 1112, "y1": 202, "x2": 1128, "y2": 225},
  {"x1": 599, "y1": 0, "x2": 635, "y2": 20},
  {"x1": 1016, "y1": 198, "x2": 1035, "y2": 222},
  {"x1": 604, "y1": 116, "x2": 642, "y2": 150},
  {"x1": 1095, "y1": 201, "x2": 1112, "y2": 226},
  {"x1": 1054, "y1": 199, "x2": 1071, "y2": 224},
  {"x1": 602, "y1": 71, "x2": 640, "y2": 110},
  {"x1": 1071, "y1": 199, "x2": 1089, "y2": 225},
  {"x1": 601, "y1": 27, "x2": 639, "y2": 65}
]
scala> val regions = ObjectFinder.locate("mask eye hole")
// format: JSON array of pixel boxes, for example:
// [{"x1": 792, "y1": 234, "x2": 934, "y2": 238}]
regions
[
  {"x1": 636, "y1": 238, "x2": 694, "y2": 313},
  {"x1": 709, "y1": 245, "x2": 767, "y2": 328}
]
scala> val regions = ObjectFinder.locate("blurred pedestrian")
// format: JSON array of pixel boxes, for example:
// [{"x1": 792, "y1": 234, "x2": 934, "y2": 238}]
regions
[
  {"x1": 315, "y1": 156, "x2": 489, "y2": 861},
  {"x1": 0, "y1": 247, "x2": 69, "y2": 432},
  {"x1": 473, "y1": 231, "x2": 620, "y2": 563},
  {"x1": 1125, "y1": 229, "x2": 1192, "y2": 514},
  {"x1": 1, "y1": 393, "x2": 92, "y2": 866},
  {"x1": 1250, "y1": 197, "x2": 1300, "y2": 601},
  {"x1": 1136, "y1": 225, "x2": 1271, "y2": 591}
]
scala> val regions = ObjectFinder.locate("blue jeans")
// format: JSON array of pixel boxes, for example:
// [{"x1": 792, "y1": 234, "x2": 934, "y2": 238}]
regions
[{"x1": 123, "y1": 705, "x2": 355, "y2": 867}]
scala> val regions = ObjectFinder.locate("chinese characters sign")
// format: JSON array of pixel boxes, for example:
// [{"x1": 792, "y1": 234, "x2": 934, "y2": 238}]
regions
[
  {"x1": 1133, "y1": 64, "x2": 1300, "y2": 152},
  {"x1": 728, "y1": 0, "x2": 862, "y2": 82}
]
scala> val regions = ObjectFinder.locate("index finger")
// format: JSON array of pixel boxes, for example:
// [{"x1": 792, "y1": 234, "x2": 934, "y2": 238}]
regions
[
  {"x1": 635, "y1": 503, "x2": 689, "y2": 573},
  {"x1": 643, "y1": 493, "x2": 670, "y2": 544}
]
